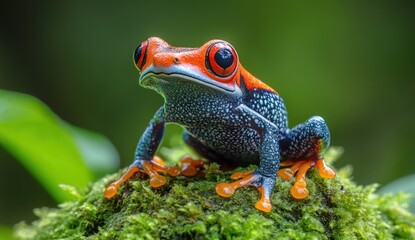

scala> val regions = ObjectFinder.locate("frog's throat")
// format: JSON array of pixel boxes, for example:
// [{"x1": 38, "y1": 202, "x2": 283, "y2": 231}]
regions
[{"x1": 139, "y1": 71, "x2": 236, "y2": 93}]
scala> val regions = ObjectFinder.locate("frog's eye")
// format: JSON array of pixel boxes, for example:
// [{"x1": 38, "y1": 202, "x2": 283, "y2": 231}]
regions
[
  {"x1": 134, "y1": 40, "x2": 148, "y2": 70},
  {"x1": 206, "y1": 42, "x2": 237, "y2": 78}
]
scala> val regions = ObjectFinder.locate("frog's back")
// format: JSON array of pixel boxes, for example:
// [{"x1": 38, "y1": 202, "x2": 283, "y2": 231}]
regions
[
  {"x1": 243, "y1": 87, "x2": 288, "y2": 133},
  {"x1": 185, "y1": 76, "x2": 288, "y2": 166},
  {"x1": 238, "y1": 70, "x2": 288, "y2": 135}
]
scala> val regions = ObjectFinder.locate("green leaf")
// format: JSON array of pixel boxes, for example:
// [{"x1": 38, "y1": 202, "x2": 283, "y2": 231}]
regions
[
  {"x1": 0, "y1": 90, "x2": 97, "y2": 202},
  {"x1": 65, "y1": 124, "x2": 119, "y2": 177},
  {"x1": 378, "y1": 174, "x2": 415, "y2": 213},
  {"x1": 0, "y1": 225, "x2": 14, "y2": 240}
]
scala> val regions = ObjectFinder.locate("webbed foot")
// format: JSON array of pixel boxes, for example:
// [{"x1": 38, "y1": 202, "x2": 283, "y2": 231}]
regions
[
  {"x1": 104, "y1": 155, "x2": 205, "y2": 198},
  {"x1": 216, "y1": 171, "x2": 275, "y2": 212},
  {"x1": 278, "y1": 158, "x2": 335, "y2": 199}
]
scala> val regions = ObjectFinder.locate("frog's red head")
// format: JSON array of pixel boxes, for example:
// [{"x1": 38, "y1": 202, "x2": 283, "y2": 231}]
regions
[{"x1": 134, "y1": 37, "x2": 240, "y2": 93}]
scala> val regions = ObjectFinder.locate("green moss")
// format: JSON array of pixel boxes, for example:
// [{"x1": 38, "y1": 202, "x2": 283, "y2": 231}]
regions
[{"x1": 15, "y1": 148, "x2": 415, "y2": 239}]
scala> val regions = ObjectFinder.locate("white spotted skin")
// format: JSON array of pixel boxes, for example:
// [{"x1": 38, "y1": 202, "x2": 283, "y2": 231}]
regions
[
  {"x1": 150, "y1": 76, "x2": 289, "y2": 166},
  {"x1": 129, "y1": 37, "x2": 333, "y2": 207}
]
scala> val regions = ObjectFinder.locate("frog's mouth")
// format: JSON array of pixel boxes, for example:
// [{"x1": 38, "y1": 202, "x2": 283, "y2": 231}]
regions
[{"x1": 139, "y1": 65, "x2": 236, "y2": 93}]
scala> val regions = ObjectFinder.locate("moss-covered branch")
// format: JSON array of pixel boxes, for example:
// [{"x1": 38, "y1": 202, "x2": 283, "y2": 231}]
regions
[{"x1": 15, "y1": 148, "x2": 415, "y2": 239}]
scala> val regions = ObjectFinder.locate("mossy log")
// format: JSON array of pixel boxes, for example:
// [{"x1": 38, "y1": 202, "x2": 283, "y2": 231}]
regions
[{"x1": 15, "y1": 148, "x2": 415, "y2": 239}]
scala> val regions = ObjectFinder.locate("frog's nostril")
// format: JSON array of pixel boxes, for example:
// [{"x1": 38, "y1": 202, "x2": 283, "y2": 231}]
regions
[{"x1": 174, "y1": 58, "x2": 179, "y2": 64}]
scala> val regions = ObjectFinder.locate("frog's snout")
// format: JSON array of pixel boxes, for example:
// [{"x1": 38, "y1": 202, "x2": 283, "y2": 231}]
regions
[{"x1": 152, "y1": 53, "x2": 180, "y2": 69}]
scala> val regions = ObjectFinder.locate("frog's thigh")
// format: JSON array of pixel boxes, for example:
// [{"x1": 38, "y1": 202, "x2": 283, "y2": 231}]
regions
[
  {"x1": 182, "y1": 131, "x2": 224, "y2": 163},
  {"x1": 280, "y1": 116, "x2": 330, "y2": 160}
]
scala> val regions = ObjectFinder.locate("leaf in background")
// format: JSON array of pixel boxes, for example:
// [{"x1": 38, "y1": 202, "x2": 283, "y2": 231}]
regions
[
  {"x1": 378, "y1": 174, "x2": 415, "y2": 214},
  {"x1": 0, "y1": 89, "x2": 118, "y2": 202},
  {"x1": 0, "y1": 225, "x2": 13, "y2": 240},
  {"x1": 65, "y1": 124, "x2": 119, "y2": 177}
]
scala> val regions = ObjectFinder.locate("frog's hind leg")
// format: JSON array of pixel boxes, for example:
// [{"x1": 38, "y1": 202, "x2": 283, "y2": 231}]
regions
[
  {"x1": 184, "y1": 131, "x2": 276, "y2": 212},
  {"x1": 278, "y1": 116, "x2": 336, "y2": 199},
  {"x1": 215, "y1": 172, "x2": 275, "y2": 212}
]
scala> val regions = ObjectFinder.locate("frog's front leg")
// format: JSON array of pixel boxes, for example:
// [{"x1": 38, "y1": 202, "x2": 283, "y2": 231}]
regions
[
  {"x1": 215, "y1": 104, "x2": 280, "y2": 212},
  {"x1": 278, "y1": 116, "x2": 336, "y2": 199},
  {"x1": 104, "y1": 107, "x2": 166, "y2": 198},
  {"x1": 104, "y1": 107, "x2": 203, "y2": 198}
]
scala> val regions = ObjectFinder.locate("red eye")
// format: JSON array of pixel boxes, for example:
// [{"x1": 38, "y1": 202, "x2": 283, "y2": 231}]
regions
[
  {"x1": 134, "y1": 40, "x2": 148, "y2": 70},
  {"x1": 206, "y1": 42, "x2": 237, "y2": 78}
]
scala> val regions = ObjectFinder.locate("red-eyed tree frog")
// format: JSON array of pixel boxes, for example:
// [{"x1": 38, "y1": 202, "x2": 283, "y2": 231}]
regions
[{"x1": 104, "y1": 37, "x2": 335, "y2": 212}]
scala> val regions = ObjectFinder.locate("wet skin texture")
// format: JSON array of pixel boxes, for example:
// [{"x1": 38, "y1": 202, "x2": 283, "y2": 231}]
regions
[{"x1": 104, "y1": 37, "x2": 336, "y2": 212}]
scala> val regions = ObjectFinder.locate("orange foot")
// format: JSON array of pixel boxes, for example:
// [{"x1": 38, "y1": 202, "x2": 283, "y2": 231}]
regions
[
  {"x1": 278, "y1": 158, "x2": 335, "y2": 199},
  {"x1": 216, "y1": 170, "x2": 274, "y2": 213},
  {"x1": 104, "y1": 155, "x2": 205, "y2": 198}
]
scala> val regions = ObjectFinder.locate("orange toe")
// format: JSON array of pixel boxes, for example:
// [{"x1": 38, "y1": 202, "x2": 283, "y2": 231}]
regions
[
  {"x1": 289, "y1": 161, "x2": 313, "y2": 199},
  {"x1": 230, "y1": 170, "x2": 254, "y2": 180},
  {"x1": 181, "y1": 165, "x2": 197, "y2": 177},
  {"x1": 177, "y1": 156, "x2": 205, "y2": 177},
  {"x1": 104, "y1": 165, "x2": 140, "y2": 198},
  {"x1": 143, "y1": 161, "x2": 168, "y2": 188},
  {"x1": 152, "y1": 155, "x2": 166, "y2": 167},
  {"x1": 315, "y1": 159, "x2": 336, "y2": 179},
  {"x1": 278, "y1": 158, "x2": 335, "y2": 200},
  {"x1": 216, "y1": 173, "x2": 257, "y2": 198},
  {"x1": 217, "y1": 173, "x2": 274, "y2": 212},
  {"x1": 255, "y1": 199, "x2": 272, "y2": 212},
  {"x1": 166, "y1": 166, "x2": 181, "y2": 177},
  {"x1": 255, "y1": 187, "x2": 272, "y2": 212},
  {"x1": 290, "y1": 182, "x2": 309, "y2": 199},
  {"x1": 104, "y1": 184, "x2": 118, "y2": 198},
  {"x1": 149, "y1": 174, "x2": 167, "y2": 188},
  {"x1": 180, "y1": 156, "x2": 205, "y2": 168},
  {"x1": 215, "y1": 182, "x2": 235, "y2": 198},
  {"x1": 277, "y1": 168, "x2": 294, "y2": 181},
  {"x1": 278, "y1": 161, "x2": 306, "y2": 181},
  {"x1": 279, "y1": 160, "x2": 296, "y2": 167}
]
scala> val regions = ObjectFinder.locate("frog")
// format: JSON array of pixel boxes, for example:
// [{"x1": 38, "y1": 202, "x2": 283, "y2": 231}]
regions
[{"x1": 104, "y1": 37, "x2": 336, "y2": 212}]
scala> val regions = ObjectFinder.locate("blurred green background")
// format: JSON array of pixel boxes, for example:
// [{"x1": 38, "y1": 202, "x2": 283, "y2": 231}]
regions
[{"x1": 1, "y1": 0, "x2": 414, "y2": 231}]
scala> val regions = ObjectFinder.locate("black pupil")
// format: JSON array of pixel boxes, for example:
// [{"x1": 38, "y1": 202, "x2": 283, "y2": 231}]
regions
[
  {"x1": 134, "y1": 44, "x2": 142, "y2": 64},
  {"x1": 214, "y1": 48, "x2": 233, "y2": 69}
]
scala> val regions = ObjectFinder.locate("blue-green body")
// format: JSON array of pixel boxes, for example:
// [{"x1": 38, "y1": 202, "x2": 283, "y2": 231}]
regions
[{"x1": 106, "y1": 37, "x2": 333, "y2": 212}]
